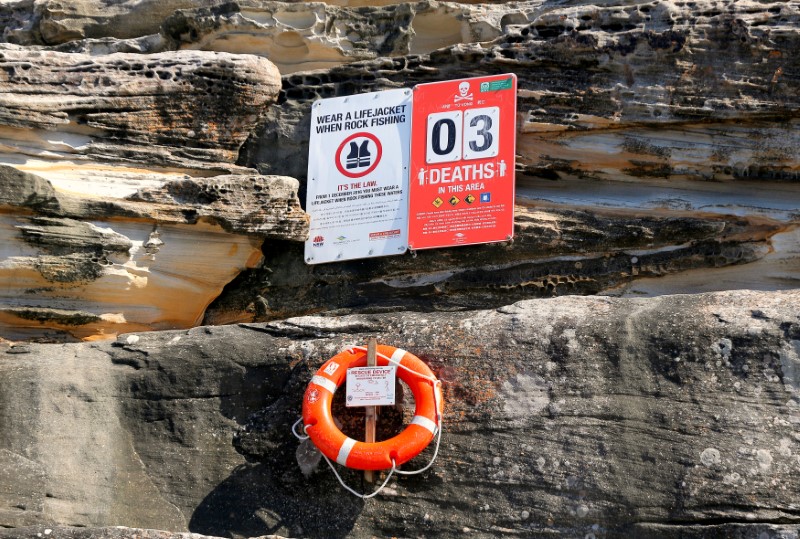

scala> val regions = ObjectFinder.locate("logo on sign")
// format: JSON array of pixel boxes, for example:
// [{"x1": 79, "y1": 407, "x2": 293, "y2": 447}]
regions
[
  {"x1": 480, "y1": 192, "x2": 491, "y2": 203},
  {"x1": 335, "y1": 132, "x2": 382, "y2": 179},
  {"x1": 369, "y1": 229, "x2": 401, "y2": 241},
  {"x1": 449, "y1": 195, "x2": 460, "y2": 206},
  {"x1": 455, "y1": 81, "x2": 473, "y2": 103},
  {"x1": 465, "y1": 194, "x2": 476, "y2": 204},
  {"x1": 334, "y1": 235, "x2": 355, "y2": 245},
  {"x1": 312, "y1": 235, "x2": 325, "y2": 247}
]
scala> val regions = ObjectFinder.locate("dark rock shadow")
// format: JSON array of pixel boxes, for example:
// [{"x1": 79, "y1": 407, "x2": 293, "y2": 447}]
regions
[
  {"x1": 188, "y1": 461, "x2": 364, "y2": 539},
  {"x1": 190, "y1": 362, "x2": 365, "y2": 538}
]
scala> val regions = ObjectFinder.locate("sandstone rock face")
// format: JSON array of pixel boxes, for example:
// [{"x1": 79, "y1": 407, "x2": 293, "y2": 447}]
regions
[
  {"x1": 35, "y1": 0, "x2": 203, "y2": 45},
  {"x1": 206, "y1": 202, "x2": 795, "y2": 324},
  {"x1": 0, "y1": 2, "x2": 798, "y2": 536},
  {"x1": 215, "y1": 0, "x2": 799, "y2": 323},
  {"x1": 0, "y1": 165, "x2": 307, "y2": 341},
  {"x1": 0, "y1": 291, "x2": 799, "y2": 538},
  {"x1": 0, "y1": 45, "x2": 281, "y2": 175},
  {"x1": 163, "y1": 1, "x2": 516, "y2": 73},
  {"x1": 0, "y1": 39, "x2": 308, "y2": 340},
  {"x1": 0, "y1": 529, "x2": 236, "y2": 539},
  {"x1": 2, "y1": 1, "x2": 531, "y2": 73}
]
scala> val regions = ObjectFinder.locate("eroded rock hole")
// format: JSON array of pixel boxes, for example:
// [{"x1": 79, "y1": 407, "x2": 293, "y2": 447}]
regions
[
  {"x1": 285, "y1": 87, "x2": 304, "y2": 99},
  {"x1": 534, "y1": 25, "x2": 564, "y2": 39}
]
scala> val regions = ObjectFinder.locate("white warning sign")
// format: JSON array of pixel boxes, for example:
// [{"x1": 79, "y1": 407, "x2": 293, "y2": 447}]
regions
[
  {"x1": 345, "y1": 366, "x2": 396, "y2": 407},
  {"x1": 305, "y1": 89, "x2": 412, "y2": 264}
]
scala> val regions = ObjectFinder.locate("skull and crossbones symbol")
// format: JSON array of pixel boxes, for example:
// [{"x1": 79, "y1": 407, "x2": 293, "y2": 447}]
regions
[{"x1": 454, "y1": 81, "x2": 473, "y2": 102}]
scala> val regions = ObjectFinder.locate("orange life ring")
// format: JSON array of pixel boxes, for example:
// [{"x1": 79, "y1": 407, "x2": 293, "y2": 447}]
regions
[{"x1": 302, "y1": 344, "x2": 443, "y2": 471}]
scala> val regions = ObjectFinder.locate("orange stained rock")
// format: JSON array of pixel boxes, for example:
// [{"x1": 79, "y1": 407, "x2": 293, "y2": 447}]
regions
[{"x1": 0, "y1": 221, "x2": 264, "y2": 341}]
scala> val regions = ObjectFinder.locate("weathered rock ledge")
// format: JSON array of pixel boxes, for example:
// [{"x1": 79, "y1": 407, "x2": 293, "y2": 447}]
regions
[
  {"x1": 0, "y1": 528, "x2": 256, "y2": 539},
  {"x1": 0, "y1": 35, "x2": 303, "y2": 341},
  {"x1": 206, "y1": 203, "x2": 797, "y2": 324},
  {"x1": 1, "y1": 1, "x2": 540, "y2": 74},
  {"x1": 0, "y1": 44, "x2": 281, "y2": 178},
  {"x1": 214, "y1": 0, "x2": 800, "y2": 325},
  {"x1": 0, "y1": 165, "x2": 308, "y2": 341},
  {"x1": 0, "y1": 290, "x2": 798, "y2": 538},
  {"x1": 248, "y1": 0, "x2": 800, "y2": 182}
]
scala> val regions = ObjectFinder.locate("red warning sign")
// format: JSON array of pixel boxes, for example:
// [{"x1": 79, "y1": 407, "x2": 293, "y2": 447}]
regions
[{"x1": 408, "y1": 74, "x2": 517, "y2": 250}]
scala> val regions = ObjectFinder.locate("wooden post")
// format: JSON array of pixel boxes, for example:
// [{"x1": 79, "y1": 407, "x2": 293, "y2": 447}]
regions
[{"x1": 364, "y1": 337, "x2": 377, "y2": 483}]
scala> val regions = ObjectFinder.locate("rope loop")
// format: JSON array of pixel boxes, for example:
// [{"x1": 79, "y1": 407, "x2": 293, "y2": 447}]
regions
[
  {"x1": 321, "y1": 455, "x2": 398, "y2": 499},
  {"x1": 291, "y1": 417, "x2": 310, "y2": 441}
]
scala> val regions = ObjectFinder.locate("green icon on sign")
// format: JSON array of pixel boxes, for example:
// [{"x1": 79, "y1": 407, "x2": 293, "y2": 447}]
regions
[{"x1": 480, "y1": 77, "x2": 514, "y2": 92}]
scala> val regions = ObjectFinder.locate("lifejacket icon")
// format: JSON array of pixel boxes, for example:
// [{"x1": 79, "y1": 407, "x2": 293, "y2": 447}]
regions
[{"x1": 346, "y1": 140, "x2": 371, "y2": 169}]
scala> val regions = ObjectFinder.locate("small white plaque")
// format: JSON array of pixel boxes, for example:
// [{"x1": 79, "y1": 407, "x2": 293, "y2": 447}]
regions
[{"x1": 345, "y1": 366, "x2": 396, "y2": 407}]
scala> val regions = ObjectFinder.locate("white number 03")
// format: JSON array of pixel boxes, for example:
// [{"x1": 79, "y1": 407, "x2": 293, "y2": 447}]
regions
[{"x1": 425, "y1": 107, "x2": 499, "y2": 164}]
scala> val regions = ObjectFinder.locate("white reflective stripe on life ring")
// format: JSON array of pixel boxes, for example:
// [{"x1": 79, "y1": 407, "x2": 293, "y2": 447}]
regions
[
  {"x1": 411, "y1": 415, "x2": 437, "y2": 435},
  {"x1": 336, "y1": 437, "x2": 358, "y2": 466},
  {"x1": 311, "y1": 375, "x2": 337, "y2": 394},
  {"x1": 390, "y1": 348, "x2": 406, "y2": 366}
]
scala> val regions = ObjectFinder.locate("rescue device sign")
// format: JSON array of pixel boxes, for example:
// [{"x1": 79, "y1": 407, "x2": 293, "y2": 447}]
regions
[
  {"x1": 346, "y1": 366, "x2": 396, "y2": 407},
  {"x1": 408, "y1": 74, "x2": 517, "y2": 250},
  {"x1": 305, "y1": 89, "x2": 412, "y2": 264}
]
